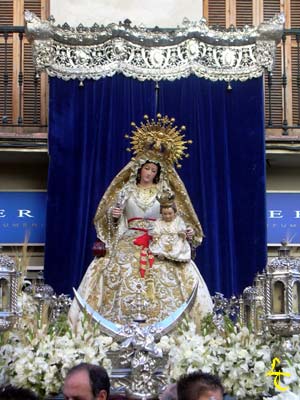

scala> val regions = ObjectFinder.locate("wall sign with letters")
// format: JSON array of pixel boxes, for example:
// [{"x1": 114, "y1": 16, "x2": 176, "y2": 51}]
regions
[
  {"x1": 267, "y1": 192, "x2": 300, "y2": 245},
  {"x1": 0, "y1": 190, "x2": 298, "y2": 246},
  {"x1": 0, "y1": 191, "x2": 47, "y2": 245}
]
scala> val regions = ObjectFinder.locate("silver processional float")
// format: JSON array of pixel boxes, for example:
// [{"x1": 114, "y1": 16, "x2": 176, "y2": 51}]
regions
[{"x1": 73, "y1": 283, "x2": 198, "y2": 399}]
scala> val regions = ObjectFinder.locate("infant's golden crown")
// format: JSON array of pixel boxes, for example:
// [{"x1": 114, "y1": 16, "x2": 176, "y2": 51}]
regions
[{"x1": 157, "y1": 191, "x2": 176, "y2": 207}]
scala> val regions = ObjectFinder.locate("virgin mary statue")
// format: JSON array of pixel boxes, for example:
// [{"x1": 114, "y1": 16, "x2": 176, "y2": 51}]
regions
[{"x1": 69, "y1": 114, "x2": 213, "y2": 331}]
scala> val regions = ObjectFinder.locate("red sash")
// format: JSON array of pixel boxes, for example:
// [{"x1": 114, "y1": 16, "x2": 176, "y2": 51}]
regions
[{"x1": 129, "y1": 218, "x2": 155, "y2": 278}]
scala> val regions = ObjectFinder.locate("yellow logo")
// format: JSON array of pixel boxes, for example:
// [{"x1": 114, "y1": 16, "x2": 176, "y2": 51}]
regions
[{"x1": 266, "y1": 357, "x2": 291, "y2": 392}]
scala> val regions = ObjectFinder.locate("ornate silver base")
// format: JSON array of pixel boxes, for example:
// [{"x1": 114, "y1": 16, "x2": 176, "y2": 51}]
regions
[
  {"x1": 267, "y1": 316, "x2": 300, "y2": 336},
  {"x1": 0, "y1": 312, "x2": 17, "y2": 332},
  {"x1": 73, "y1": 281, "x2": 199, "y2": 399},
  {"x1": 108, "y1": 350, "x2": 168, "y2": 400}
]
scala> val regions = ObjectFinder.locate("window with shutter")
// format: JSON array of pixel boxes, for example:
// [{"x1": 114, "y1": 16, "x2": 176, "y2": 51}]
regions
[
  {"x1": 24, "y1": 42, "x2": 41, "y2": 125},
  {"x1": 0, "y1": 1, "x2": 14, "y2": 125},
  {"x1": 0, "y1": 42, "x2": 13, "y2": 124},
  {"x1": 24, "y1": 0, "x2": 42, "y2": 18},
  {"x1": 0, "y1": 0, "x2": 48, "y2": 131},
  {"x1": 236, "y1": 0, "x2": 252, "y2": 28},
  {"x1": 23, "y1": 2, "x2": 42, "y2": 126},
  {"x1": 290, "y1": 0, "x2": 300, "y2": 28},
  {"x1": 264, "y1": 46, "x2": 283, "y2": 127},
  {"x1": 291, "y1": 46, "x2": 300, "y2": 126},
  {"x1": 206, "y1": 0, "x2": 226, "y2": 27},
  {"x1": 263, "y1": 0, "x2": 281, "y2": 20},
  {"x1": 0, "y1": 1, "x2": 14, "y2": 25},
  {"x1": 263, "y1": 1, "x2": 283, "y2": 131},
  {"x1": 204, "y1": 0, "x2": 300, "y2": 134},
  {"x1": 290, "y1": 1, "x2": 300, "y2": 127}
]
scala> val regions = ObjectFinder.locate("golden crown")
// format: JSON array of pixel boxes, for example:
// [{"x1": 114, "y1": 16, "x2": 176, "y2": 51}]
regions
[
  {"x1": 125, "y1": 114, "x2": 192, "y2": 169},
  {"x1": 157, "y1": 191, "x2": 176, "y2": 208}
]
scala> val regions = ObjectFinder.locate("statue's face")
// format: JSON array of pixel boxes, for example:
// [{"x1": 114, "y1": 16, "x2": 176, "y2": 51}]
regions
[
  {"x1": 161, "y1": 207, "x2": 176, "y2": 222},
  {"x1": 140, "y1": 163, "x2": 158, "y2": 185}
]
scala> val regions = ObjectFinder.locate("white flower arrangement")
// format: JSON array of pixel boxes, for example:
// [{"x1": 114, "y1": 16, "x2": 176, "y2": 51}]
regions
[
  {"x1": 0, "y1": 293, "x2": 116, "y2": 397},
  {"x1": 162, "y1": 318, "x2": 271, "y2": 399},
  {"x1": 0, "y1": 329, "x2": 114, "y2": 396},
  {"x1": 1, "y1": 295, "x2": 300, "y2": 399},
  {"x1": 160, "y1": 316, "x2": 300, "y2": 400}
]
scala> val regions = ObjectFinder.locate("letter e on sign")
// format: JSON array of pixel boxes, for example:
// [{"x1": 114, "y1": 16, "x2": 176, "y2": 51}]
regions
[{"x1": 269, "y1": 210, "x2": 283, "y2": 219}]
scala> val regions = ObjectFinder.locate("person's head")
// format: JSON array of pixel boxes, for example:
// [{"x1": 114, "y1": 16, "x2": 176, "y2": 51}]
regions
[
  {"x1": 136, "y1": 161, "x2": 161, "y2": 185},
  {"x1": 177, "y1": 371, "x2": 224, "y2": 400},
  {"x1": 0, "y1": 385, "x2": 38, "y2": 400},
  {"x1": 161, "y1": 204, "x2": 177, "y2": 222},
  {"x1": 160, "y1": 383, "x2": 178, "y2": 400},
  {"x1": 63, "y1": 363, "x2": 110, "y2": 400}
]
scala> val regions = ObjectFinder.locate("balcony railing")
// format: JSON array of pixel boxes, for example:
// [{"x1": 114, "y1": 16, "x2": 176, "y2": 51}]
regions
[{"x1": 1, "y1": 26, "x2": 300, "y2": 136}]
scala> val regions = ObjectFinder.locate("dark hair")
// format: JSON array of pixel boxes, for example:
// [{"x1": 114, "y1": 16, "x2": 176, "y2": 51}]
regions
[
  {"x1": 66, "y1": 363, "x2": 110, "y2": 397},
  {"x1": 136, "y1": 161, "x2": 161, "y2": 184},
  {"x1": 160, "y1": 383, "x2": 177, "y2": 400},
  {"x1": 0, "y1": 385, "x2": 38, "y2": 400},
  {"x1": 177, "y1": 371, "x2": 224, "y2": 400}
]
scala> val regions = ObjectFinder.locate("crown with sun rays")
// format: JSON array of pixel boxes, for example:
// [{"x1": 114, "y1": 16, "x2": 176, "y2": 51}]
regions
[{"x1": 125, "y1": 114, "x2": 192, "y2": 171}]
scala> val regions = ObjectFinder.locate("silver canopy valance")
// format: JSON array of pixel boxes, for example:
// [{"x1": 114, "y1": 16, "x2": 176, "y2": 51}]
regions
[{"x1": 25, "y1": 11, "x2": 284, "y2": 83}]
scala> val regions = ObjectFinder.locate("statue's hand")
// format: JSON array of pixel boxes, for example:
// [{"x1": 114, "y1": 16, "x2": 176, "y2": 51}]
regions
[
  {"x1": 186, "y1": 226, "x2": 194, "y2": 240},
  {"x1": 179, "y1": 231, "x2": 187, "y2": 239},
  {"x1": 112, "y1": 207, "x2": 122, "y2": 219}
]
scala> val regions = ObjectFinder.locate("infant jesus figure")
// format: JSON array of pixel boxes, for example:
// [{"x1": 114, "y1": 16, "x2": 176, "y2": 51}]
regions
[{"x1": 149, "y1": 193, "x2": 191, "y2": 262}]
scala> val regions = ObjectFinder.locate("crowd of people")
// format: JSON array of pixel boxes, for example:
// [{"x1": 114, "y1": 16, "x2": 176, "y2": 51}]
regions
[{"x1": 0, "y1": 363, "x2": 231, "y2": 400}]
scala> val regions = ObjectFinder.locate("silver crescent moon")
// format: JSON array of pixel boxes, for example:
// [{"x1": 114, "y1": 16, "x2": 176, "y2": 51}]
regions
[{"x1": 73, "y1": 282, "x2": 198, "y2": 339}]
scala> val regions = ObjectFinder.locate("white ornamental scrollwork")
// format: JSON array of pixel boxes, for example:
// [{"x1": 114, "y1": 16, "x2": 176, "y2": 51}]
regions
[{"x1": 25, "y1": 11, "x2": 284, "y2": 82}]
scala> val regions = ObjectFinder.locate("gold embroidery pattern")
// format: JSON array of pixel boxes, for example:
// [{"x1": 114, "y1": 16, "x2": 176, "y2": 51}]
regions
[{"x1": 131, "y1": 185, "x2": 158, "y2": 211}]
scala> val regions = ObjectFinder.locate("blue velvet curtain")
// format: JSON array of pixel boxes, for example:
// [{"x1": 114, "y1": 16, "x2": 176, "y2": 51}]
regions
[
  {"x1": 45, "y1": 74, "x2": 266, "y2": 298},
  {"x1": 158, "y1": 77, "x2": 266, "y2": 296}
]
